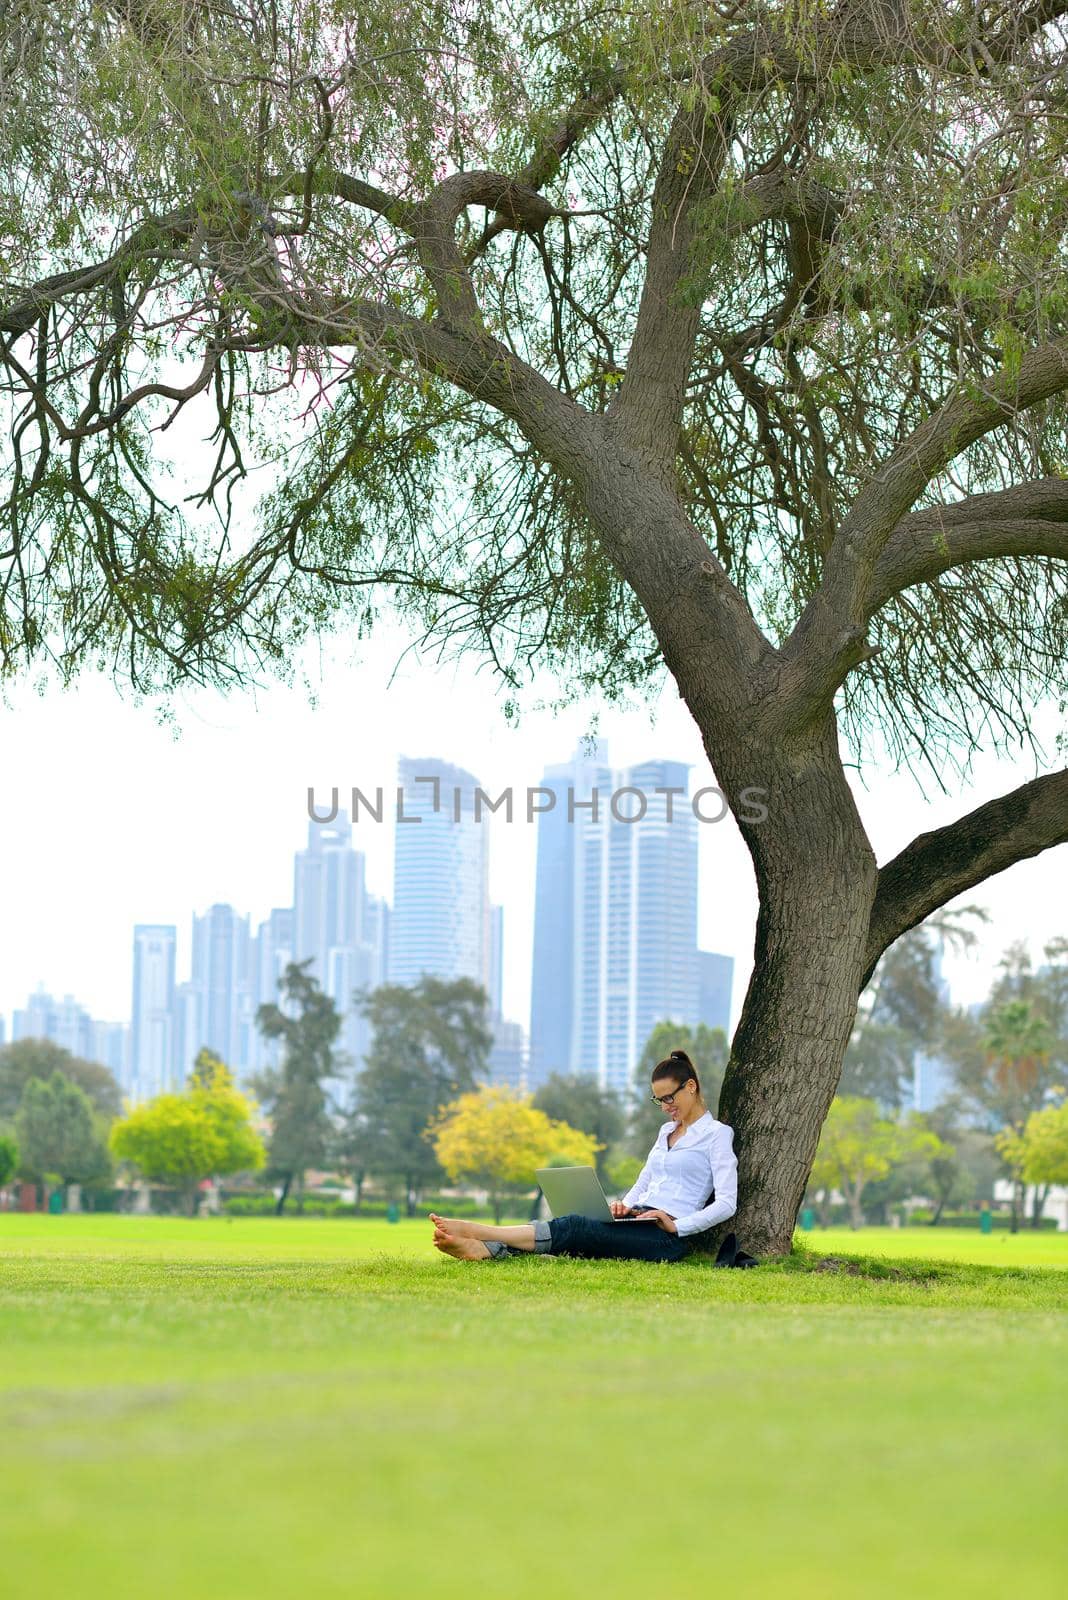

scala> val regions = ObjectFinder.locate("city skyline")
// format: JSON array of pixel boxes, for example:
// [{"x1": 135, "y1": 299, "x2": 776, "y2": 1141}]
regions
[
  {"x1": 2, "y1": 639, "x2": 1063, "y2": 1056},
  {"x1": 7, "y1": 744, "x2": 740, "y2": 1100}
]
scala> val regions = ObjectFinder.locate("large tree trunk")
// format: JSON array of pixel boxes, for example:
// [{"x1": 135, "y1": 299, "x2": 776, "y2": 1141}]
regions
[{"x1": 711, "y1": 717, "x2": 878, "y2": 1257}]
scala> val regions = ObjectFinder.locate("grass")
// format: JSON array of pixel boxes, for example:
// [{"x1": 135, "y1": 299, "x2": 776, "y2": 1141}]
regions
[{"x1": 2, "y1": 1215, "x2": 1065, "y2": 1599}]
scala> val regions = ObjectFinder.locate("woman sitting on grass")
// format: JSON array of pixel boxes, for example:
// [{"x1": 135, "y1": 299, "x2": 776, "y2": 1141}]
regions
[{"x1": 430, "y1": 1049, "x2": 738, "y2": 1264}]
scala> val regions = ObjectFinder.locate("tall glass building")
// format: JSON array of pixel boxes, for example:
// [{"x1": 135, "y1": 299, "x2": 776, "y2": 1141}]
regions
[
  {"x1": 389, "y1": 758, "x2": 491, "y2": 996},
  {"x1": 292, "y1": 811, "x2": 387, "y2": 1088},
  {"x1": 130, "y1": 924, "x2": 177, "y2": 1099},
  {"x1": 187, "y1": 904, "x2": 252, "y2": 1078},
  {"x1": 530, "y1": 747, "x2": 701, "y2": 1095}
]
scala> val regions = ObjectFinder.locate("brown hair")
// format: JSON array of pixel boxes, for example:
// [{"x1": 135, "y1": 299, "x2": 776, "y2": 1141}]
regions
[{"x1": 651, "y1": 1048, "x2": 701, "y2": 1096}]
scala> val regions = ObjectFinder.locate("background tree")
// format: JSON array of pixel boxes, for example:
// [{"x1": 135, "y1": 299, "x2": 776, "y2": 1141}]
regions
[
  {"x1": 111, "y1": 1097, "x2": 227, "y2": 1215},
  {"x1": 0, "y1": 1039, "x2": 122, "y2": 1123},
  {"x1": 809, "y1": 1097, "x2": 945, "y2": 1231},
  {"x1": 109, "y1": 1066, "x2": 264, "y2": 1214},
  {"x1": 353, "y1": 977, "x2": 492, "y2": 1214},
  {"x1": 4, "y1": 2, "x2": 1068, "y2": 1252},
  {"x1": 15, "y1": 1072, "x2": 111, "y2": 1197},
  {"x1": 840, "y1": 914, "x2": 982, "y2": 1106},
  {"x1": 532, "y1": 1073, "x2": 623, "y2": 1182},
  {"x1": 629, "y1": 1023, "x2": 729, "y2": 1155},
  {"x1": 432, "y1": 1086, "x2": 600, "y2": 1223},
  {"x1": 0, "y1": 1132, "x2": 19, "y2": 1189},
  {"x1": 1016, "y1": 1097, "x2": 1068, "y2": 1193},
  {"x1": 984, "y1": 1000, "x2": 1054, "y2": 1230},
  {"x1": 254, "y1": 960, "x2": 343, "y2": 1215},
  {"x1": 186, "y1": 1047, "x2": 266, "y2": 1187},
  {"x1": 333, "y1": 1103, "x2": 375, "y2": 1214}
]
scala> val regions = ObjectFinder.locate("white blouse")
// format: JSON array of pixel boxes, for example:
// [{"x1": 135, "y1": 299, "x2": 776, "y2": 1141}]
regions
[{"x1": 620, "y1": 1111, "x2": 738, "y2": 1238}]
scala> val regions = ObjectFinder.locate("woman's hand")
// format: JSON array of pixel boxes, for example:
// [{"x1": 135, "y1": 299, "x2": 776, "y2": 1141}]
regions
[
  {"x1": 633, "y1": 1208, "x2": 678, "y2": 1233},
  {"x1": 609, "y1": 1200, "x2": 631, "y2": 1217}
]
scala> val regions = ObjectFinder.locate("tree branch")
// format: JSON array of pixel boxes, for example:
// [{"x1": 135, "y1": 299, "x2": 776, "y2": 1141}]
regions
[
  {"x1": 862, "y1": 768, "x2": 1068, "y2": 987},
  {"x1": 779, "y1": 335, "x2": 1068, "y2": 722},
  {"x1": 868, "y1": 478, "x2": 1068, "y2": 612},
  {"x1": 613, "y1": 1, "x2": 965, "y2": 482}
]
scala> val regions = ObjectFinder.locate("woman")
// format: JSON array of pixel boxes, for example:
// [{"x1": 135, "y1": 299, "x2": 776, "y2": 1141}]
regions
[{"x1": 429, "y1": 1049, "x2": 737, "y2": 1263}]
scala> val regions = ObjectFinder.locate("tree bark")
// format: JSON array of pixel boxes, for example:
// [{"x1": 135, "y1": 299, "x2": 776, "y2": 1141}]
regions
[
  {"x1": 707, "y1": 718, "x2": 879, "y2": 1256},
  {"x1": 274, "y1": 1172, "x2": 292, "y2": 1216}
]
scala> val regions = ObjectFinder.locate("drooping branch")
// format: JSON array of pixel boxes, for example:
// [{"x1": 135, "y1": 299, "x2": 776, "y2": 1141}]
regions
[
  {"x1": 779, "y1": 335, "x2": 1068, "y2": 723},
  {"x1": 868, "y1": 478, "x2": 1068, "y2": 612},
  {"x1": 862, "y1": 767, "x2": 1068, "y2": 987},
  {"x1": 612, "y1": 0, "x2": 1028, "y2": 481}
]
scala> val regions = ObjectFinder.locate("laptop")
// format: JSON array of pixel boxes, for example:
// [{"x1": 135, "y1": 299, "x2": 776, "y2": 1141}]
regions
[{"x1": 536, "y1": 1166, "x2": 659, "y2": 1223}]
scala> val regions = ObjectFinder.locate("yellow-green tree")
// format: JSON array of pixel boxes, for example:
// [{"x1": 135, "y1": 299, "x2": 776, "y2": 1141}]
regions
[
  {"x1": 810, "y1": 1098, "x2": 945, "y2": 1231},
  {"x1": 998, "y1": 1097, "x2": 1068, "y2": 1223},
  {"x1": 1018, "y1": 1098, "x2": 1068, "y2": 1188},
  {"x1": 110, "y1": 1052, "x2": 265, "y2": 1215},
  {"x1": 432, "y1": 1086, "x2": 600, "y2": 1222}
]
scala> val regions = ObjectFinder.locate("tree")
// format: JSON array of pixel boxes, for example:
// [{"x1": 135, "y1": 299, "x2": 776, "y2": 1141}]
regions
[
  {"x1": 984, "y1": 1000, "x2": 1055, "y2": 1231},
  {"x1": 0, "y1": 1133, "x2": 19, "y2": 1188},
  {"x1": 110, "y1": 1064, "x2": 264, "y2": 1214},
  {"x1": 254, "y1": 960, "x2": 344, "y2": 1214},
  {"x1": 0, "y1": 1039, "x2": 122, "y2": 1123},
  {"x1": 809, "y1": 1097, "x2": 945, "y2": 1231},
  {"x1": 629, "y1": 1024, "x2": 729, "y2": 1156},
  {"x1": 15, "y1": 1072, "x2": 111, "y2": 1193},
  {"x1": 532, "y1": 1073, "x2": 623, "y2": 1182},
  {"x1": 4, "y1": 4, "x2": 1068, "y2": 1255},
  {"x1": 1016, "y1": 1098, "x2": 1068, "y2": 1190},
  {"x1": 432, "y1": 1086, "x2": 600, "y2": 1223},
  {"x1": 353, "y1": 977, "x2": 493, "y2": 1214},
  {"x1": 841, "y1": 914, "x2": 982, "y2": 1107}
]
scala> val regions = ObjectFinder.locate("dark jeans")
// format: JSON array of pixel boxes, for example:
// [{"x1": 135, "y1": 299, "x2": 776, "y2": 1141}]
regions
[{"x1": 543, "y1": 1213, "x2": 692, "y2": 1264}]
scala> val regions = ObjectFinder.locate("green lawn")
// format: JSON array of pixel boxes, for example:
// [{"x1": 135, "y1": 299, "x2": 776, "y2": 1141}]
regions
[{"x1": 2, "y1": 1215, "x2": 1065, "y2": 1599}]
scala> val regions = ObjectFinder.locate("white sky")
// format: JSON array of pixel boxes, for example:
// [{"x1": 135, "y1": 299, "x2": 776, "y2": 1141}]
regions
[{"x1": 0, "y1": 634, "x2": 1064, "y2": 1039}]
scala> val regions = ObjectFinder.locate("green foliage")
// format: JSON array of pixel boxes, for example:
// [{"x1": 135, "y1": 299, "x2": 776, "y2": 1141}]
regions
[
  {"x1": 1, "y1": 2, "x2": 1065, "y2": 769},
  {"x1": 1013, "y1": 1097, "x2": 1068, "y2": 1190},
  {"x1": 15, "y1": 1071, "x2": 111, "y2": 1186},
  {"x1": 844, "y1": 913, "x2": 984, "y2": 1107},
  {"x1": 810, "y1": 1097, "x2": 947, "y2": 1229},
  {"x1": 253, "y1": 961, "x2": 344, "y2": 1213},
  {"x1": 0, "y1": 1038, "x2": 122, "y2": 1122},
  {"x1": 531, "y1": 1072, "x2": 623, "y2": 1180},
  {"x1": 352, "y1": 975, "x2": 493, "y2": 1212},
  {"x1": 0, "y1": 1132, "x2": 19, "y2": 1186},
  {"x1": 431, "y1": 1085, "x2": 600, "y2": 1222},
  {"x1": 110, "y1": 1059, "x2": 264, "y2": 1213},
  {"x1": 629, "y1": 1022, "x2": 728, "y2": 1154}
]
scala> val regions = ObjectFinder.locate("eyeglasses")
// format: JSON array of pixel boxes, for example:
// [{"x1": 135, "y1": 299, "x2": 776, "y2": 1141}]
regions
[{"x1": 651, "y1": 1080, "x2": 693, "y2": 1107}]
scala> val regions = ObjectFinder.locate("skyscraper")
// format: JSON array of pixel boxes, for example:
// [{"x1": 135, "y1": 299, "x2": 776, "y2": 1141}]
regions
[
  {"x1": 13, "y1": 987, "x2": 129, "y2": 1086},
  {"x1": 697, "y1": 951, "x2": 734, "y2": 1037},
  {"x1": 389, "y1": 758, "x2": 491, "y2": 995},
  {"x1": 530, "y1": 748, "x2": 703, "y2": 1096},
  {"x1": 575, "y1": 758, "x2": 699, "y2": 1095},
  {"x1": 188, "y1": 904, "x2": 252, "y2": 1077},
  {"x1": 246, "y1": 906, "x2": 294, "y2": 1075},
  {"x1": 292, "y1": 813, "x2": 386, "y2": 1082},
  {"x1": 529, "y1": 741, "x2": 610, "y2": 1087},
  {"x1": 130, "y1": 924, "x2": 177, "y2": 1099}
]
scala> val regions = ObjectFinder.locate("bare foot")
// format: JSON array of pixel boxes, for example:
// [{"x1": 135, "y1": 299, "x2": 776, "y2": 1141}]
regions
[
  {"x1": 433, "y1": 1225, "x2": 491, "y2": 1262},
  {"x1": 428, "y1": 1212, "x2": 480, "y2": 1239}
]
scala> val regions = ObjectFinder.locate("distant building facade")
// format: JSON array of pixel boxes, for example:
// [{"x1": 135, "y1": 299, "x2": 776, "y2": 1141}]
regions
[
  {"x1": 130, "y1": 924, "x2": 178, "y2": 1098},
  {"x1": 530, "y1": 744, "x2": 732, "y2": 1096},
  {"x1": 697, "y1": 951, "x2": 734, "y2": 1037},
  {"x1": 12, "y1": 986, "x2": 130, "y2": 1089},
  {"x1": 389, "y1": 758, "x2": 491, "y2": 995}
]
